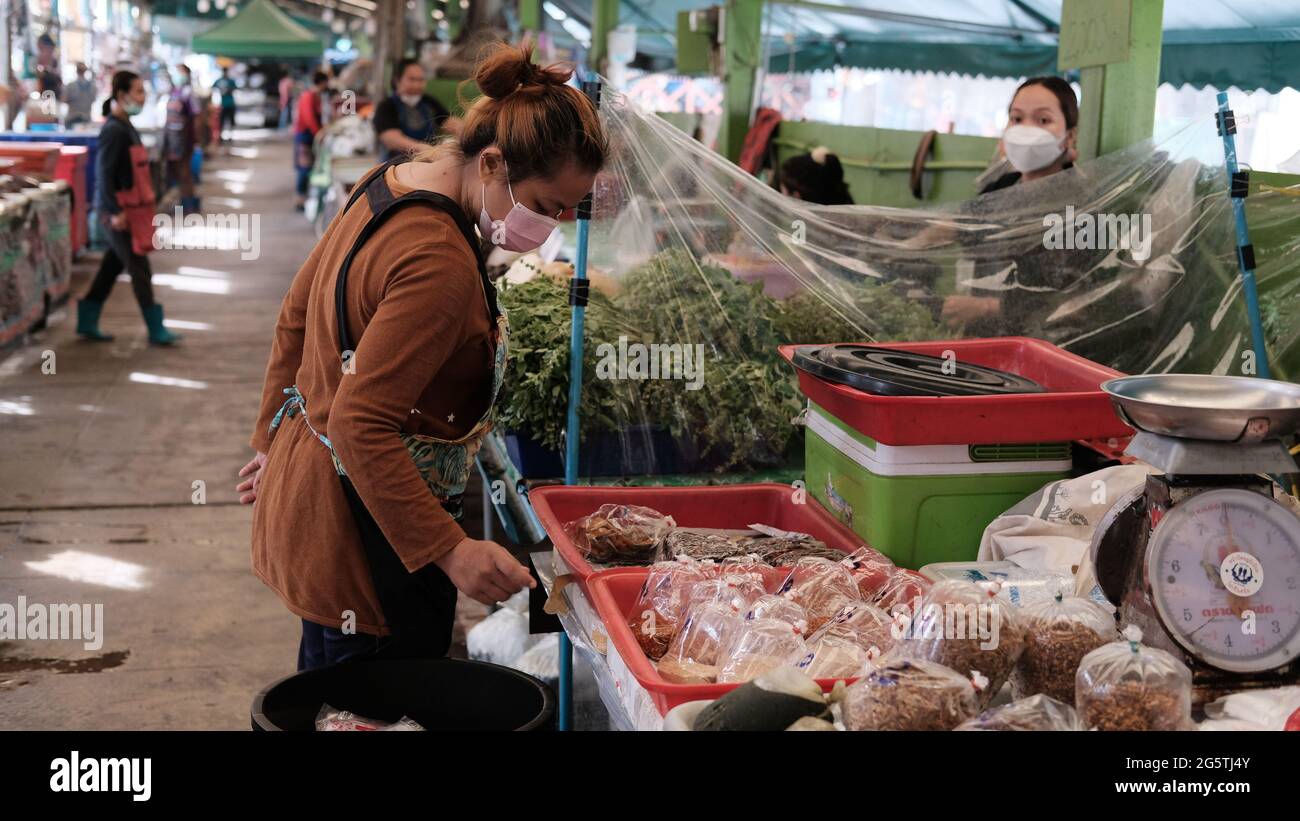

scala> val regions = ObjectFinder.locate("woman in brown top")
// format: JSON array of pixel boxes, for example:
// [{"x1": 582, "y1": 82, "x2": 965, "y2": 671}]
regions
[{"x1": 237, "y1": 44, "x2": 607, "y2": 670}]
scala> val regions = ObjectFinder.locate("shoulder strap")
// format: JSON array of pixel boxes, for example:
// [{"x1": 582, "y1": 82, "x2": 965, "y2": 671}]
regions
[{"x1": 333, "y1": 161, "x2": 499, "y2": 356}]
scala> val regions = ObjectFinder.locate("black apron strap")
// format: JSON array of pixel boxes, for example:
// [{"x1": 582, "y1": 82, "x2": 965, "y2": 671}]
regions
[{"x1": 332, "y1": 161, "x2": 498, "y2": 356}]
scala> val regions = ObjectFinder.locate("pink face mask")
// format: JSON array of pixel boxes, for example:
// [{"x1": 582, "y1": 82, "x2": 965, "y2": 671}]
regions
[{"x1": 478, "y1": 159, "x2": 560, "y2": 252}]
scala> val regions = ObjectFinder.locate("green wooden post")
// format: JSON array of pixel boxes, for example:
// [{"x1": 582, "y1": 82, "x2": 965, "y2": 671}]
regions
[
  {"x1": 519, "y1": 0, "x2": 542, "y2": 33},
  {"x1": 720, "y1": 0, "x2": 764, "y2": 164},
  {"x1": 1060, "y1": 0, "x2": 1163, "y2": 161},
  {"x1": 590, "y1": 0, "x2": 620, "y2": 74}
]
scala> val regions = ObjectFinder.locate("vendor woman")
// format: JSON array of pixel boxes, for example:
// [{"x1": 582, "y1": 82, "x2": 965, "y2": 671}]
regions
[
  {"x1": 373, "y1": 58, "x2": 454, "y2": 162},
  {"x1": 941, "y1": 76, "x2": 1080, "y2": 330},
  {"x1": 239, "y1": 43, "x2": 608, "y2": 670}
]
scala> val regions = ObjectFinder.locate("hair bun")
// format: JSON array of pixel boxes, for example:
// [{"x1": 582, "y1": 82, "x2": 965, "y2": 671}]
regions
[{"x1": 475, "y1": 42, "x2": 574, "y2": 100}]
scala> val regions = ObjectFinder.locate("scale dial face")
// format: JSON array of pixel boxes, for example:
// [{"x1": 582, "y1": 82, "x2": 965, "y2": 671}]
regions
[{"x1": 1147, "y1": 488, "x2": 1300, "y2": 673}]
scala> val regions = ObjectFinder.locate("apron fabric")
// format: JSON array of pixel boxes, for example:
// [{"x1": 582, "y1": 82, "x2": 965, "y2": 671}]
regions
[
  {"x1": 114, "y1": 143, "x2": 157, "y2": 256},
  {"x1": 267, "y1": 161, "x2": 507, "y2": 653}
]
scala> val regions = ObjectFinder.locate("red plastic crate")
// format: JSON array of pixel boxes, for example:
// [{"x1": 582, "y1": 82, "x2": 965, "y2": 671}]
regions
[
  {"x1": 54, "y1": 147, "x2": 88, "y2": 253},
  {"x1": 779, "y1": 337, "x2": 1133, "y2": 446},
  {"x1": 586, "y1": 567, "x2": 855, "y2": 715},
  {"x1": 530, "y1": 482, "x2": 867, "y2": 581},
  {"x1": 0, "y1": 142, "x2": 62, "y2": 177}
]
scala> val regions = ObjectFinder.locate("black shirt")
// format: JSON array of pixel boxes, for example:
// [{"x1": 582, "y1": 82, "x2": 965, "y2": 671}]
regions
[
  {"x1": 96, "y1": 115, "x2": 141, "y2": 215},
  {"x1": 979, "y1": 161, "x2": 1075, "y2": 195},
  {"x1": 372, "y1": 94, "x2": 450, "y2": 161}
]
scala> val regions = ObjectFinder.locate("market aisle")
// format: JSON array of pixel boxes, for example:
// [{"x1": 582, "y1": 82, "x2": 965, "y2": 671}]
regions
[{"x1": 0, "y1": 132, "x2": 322, "y2": 729}]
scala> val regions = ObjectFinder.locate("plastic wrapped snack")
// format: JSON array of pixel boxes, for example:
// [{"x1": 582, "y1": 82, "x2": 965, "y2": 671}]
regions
[
  {"x1": 628, "y1": 558, "x2": 712, "y2": 660},
  {"x1": 794, "y1": 634, "x2": 874, "y2": 680},
  {"x1": 777, "y1": 557, "x2": 863, "y2": 634},
  {"x1": 315, "y1": 704, "x2": 425, "y2": 731},
  {"x1": 869, "y1": 568, "x2": 931, "y2": 616},
  {"x1": 1076, "y1": 626, "x2": 1193, "y2": 731},
  {"x1": 808, "y1": 601, "x2": 897, "y2": 657},
  {"x1": 565, "y1": 504, "x2": 675, "y2": 564},
  {"x1": 1013, "y1": 590, "x2": 1118, "y2": 703},
  {"x1": 719, "y1": 554, "x2": 787, "y2": 593},
  {"x1": 955, "y1": 694, "x2": 1083, "y2": 731},
  {"x1": 658, "y1": 600, "x2": 745, "y2": 684},
  {"x1": 745, "y1": 594, "x2": 809, "y2": 633},
  {"x1": 841, "y1": 659, "x2": 986, "y2": 731},
  {"x1": 687, "y1": 573, "x2": 768, "y2": 613},
  {"x1": 898, "y1": 580, "x2": 1025, "y2": 705},
  {"x1": 840, "y1": 546, "x2": 896, "y2": 601},
  {"x1": 716, "y1": 617, "x2": 808, "y2": 684}
]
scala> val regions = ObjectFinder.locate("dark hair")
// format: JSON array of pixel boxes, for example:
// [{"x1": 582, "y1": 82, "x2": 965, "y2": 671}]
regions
[
  {"x1": 312, "y1": 71, "x2": 329, "y2": 86},
  {"x1": 101, "y1": 69, "x2": 140, "y2": 117},
  {"x1": 1011, "y1": 76, "x2": 1079, "y2": 130},
  {"x1": 781, "y1": 149, "x2": 852, "y2": 205},
  {"x1": 419, "y1": 42, "x2": 606, "y2": 182},
  {"x1": 392, "y1": 57, "x2": 423, "y2": 90}
]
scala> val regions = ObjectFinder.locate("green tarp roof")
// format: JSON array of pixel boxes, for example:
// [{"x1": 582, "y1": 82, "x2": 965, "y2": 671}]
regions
[
  {"x1": 558, "y1": 0, "x2": 1300, "y2": 92},
  {"x1": 191, "y1": 0, "x2": 324, "y2": 58}
]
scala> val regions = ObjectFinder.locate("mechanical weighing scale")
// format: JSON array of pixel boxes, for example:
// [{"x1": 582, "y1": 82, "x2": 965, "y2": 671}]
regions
[{"x1": 1090, "y1": 374, "x2": 1300, "y2": 703}]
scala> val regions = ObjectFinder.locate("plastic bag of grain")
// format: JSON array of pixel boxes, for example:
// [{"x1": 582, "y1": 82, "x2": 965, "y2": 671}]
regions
[
  {"x1": 897, "y1": 579, "x2": 1025, "y2": 706},
  {"x1": 956, "y1": 693, "x2": 1082, "y2": 731},
  {"x1": 1076, "y1": 626, "x2": 1193, "y2": 731},
  {"x1": 716, "y1": 617, "x2": 808, "y2": 684},
  {"x1": 627, "y1": 557, "x2": 712, "y2": 660},
  {"x1": 657, "y1": 600, "x2": 745, "y2": 684},
  {"x1": 776, "y1": 557, "x2": 862, "y2": 634},
  {"x1": 842, "y1": 659, "x2": 986, "y2": 731},
  {"x1": 1013, "y1": 587, "x2": 1117, "y2": 703}
]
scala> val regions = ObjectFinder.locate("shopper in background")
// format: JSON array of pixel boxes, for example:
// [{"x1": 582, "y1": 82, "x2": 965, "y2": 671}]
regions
[
  {"x1": 164, "y1": 64, "x2": 200, "y2": 214},
  {"x1": 213, "y1": 66, "x2": 238, "y2": 143},
  {"x1": 34, "y1": 33, "x2": 62, "y2": 100},
  {"x1": 372, "y1": 58, "x2": 450, "y2": 162},
  {"x1": 779, "y1": 146, "x2": 854, "y2": 205},
  {"x1": 292, "y1": 71, "x2": 328, "y2": 212},
  {"x1": 77, "y1": 70, "x2": 181, "y2": 346},
  {"x1": 239, "y1": 43, "x2": 607, "y2": 670},
  {"x1": 277, "y1": 68, "x2": 295, "y2": 131},
  {"x1": 62, "y1": 63, "x2": 97, "y2": 127}
]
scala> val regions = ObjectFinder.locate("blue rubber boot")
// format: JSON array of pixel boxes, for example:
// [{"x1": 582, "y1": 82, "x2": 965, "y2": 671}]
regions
[
  {"x1": 181, "y1": 195, "x2": 201, "y2": 215},
  {"x1": 142, "y1": 304, "x2": 182, "y2": 345},
  {"x1": 76, "y1": 299, "x2": 114, "y2": 341}
]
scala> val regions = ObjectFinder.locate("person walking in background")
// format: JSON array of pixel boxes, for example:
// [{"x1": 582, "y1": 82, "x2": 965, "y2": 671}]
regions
[
  {"x1": 278, "y1": 68, "x2": 295, "y2": 131},
  {"x1": 213, "y1": 66, "x2": 238, "y2": 143},
  {"x1": 293, "y1": 71, "x2": 328, "y2": 212},
  {"x1": 164, "y1": 64, "x2": 200, "y2": 214},
  {"x1": 372, "y1": 58, "x2": 450, "y2": 162},
  {"x1": 62, "y1": 63, "x2": 97, "y2": 127},
  {"x1": 77, "y1": 70, "x2": 181, "y2": 346}
]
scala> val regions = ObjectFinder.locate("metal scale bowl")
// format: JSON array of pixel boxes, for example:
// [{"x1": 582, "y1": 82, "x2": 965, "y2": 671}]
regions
[{"x1": 1091, "y1": 374, "x2": 1300, "y2": 703}]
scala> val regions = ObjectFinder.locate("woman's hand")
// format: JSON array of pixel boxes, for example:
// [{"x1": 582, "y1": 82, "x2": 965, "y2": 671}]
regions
[
  {"x1": 941, "y1": 295, "x2": 1000, "y2": 327},
  {"x1": 436, "y1": 537, "x2": 535, "y2": 606},
  {"x1": 236, "y1": 451, "x2": 268, "y2": 504},
  {"x1": 109, "y1": 211, "x2": 127, "y2": 231}
]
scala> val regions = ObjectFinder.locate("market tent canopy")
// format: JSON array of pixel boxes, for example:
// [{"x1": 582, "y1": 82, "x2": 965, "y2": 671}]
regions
[
  {"x1": 557, "y1": 0, "x2": 1300, "y2": 92},
  {"x1": 190, "y1": 0, "x2": 324, "y2": 58}
]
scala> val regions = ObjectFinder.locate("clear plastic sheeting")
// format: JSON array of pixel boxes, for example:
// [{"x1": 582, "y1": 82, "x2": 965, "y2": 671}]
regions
[{"x1": 504, "y1": 92, "x2": 1300, "y2": 477}]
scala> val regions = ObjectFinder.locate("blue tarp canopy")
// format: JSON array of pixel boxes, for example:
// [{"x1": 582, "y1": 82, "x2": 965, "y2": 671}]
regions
[{"x1": 556, "y1": 0, "x2": 1300, "y2": 92}]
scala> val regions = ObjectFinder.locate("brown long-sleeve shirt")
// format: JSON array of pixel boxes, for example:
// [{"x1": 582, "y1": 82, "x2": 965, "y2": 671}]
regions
[{"x1": 250, "y1": 165, "x2": 496, "y2": 634}]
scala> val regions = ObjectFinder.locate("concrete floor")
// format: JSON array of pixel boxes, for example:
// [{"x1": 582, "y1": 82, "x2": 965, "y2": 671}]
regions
[{"x1": 0, "y1": 132, "x2": 507, "y2": 729}]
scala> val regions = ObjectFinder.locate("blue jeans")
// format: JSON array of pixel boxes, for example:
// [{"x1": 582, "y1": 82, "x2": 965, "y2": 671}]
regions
[
  {"x1": 294, "y1": 131, "x2": 314, "y2": 197},
  {"x1": 297, "y1": 620, "x2": 394, "y2": 671}
]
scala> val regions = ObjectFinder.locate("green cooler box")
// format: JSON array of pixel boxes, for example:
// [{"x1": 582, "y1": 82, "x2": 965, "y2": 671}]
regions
[{"x1": 804, "y1": 402, "x2": 1071, "y2": 569}]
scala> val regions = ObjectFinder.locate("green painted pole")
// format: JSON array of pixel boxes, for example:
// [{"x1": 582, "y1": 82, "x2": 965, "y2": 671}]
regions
[
  {"x1": 519, "y1": 0, "x2": 542, "y2": 33},
  {"x1": 1068, "y1": 0, "x2": 1164, "y2": 161},
  {"x1": 720, "y1": 0, "x2": 764, "y2": 164},
  {"x1": 590, "y1": 0, "x2": 620, "y2": 75}
]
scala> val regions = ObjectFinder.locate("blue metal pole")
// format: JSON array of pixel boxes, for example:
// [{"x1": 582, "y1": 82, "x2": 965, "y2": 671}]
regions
[
  {"x1": 1216, "y1": 92, "x2": 1272, "y2": 379},
  {"x1": 556, "y1": 78, "x2": 602, "y2": 732}
]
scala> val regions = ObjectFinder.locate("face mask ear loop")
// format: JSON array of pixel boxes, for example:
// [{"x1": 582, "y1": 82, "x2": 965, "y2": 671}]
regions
[{"x1": 503, "y1": 159, "x2": 519, "y2": 208}]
